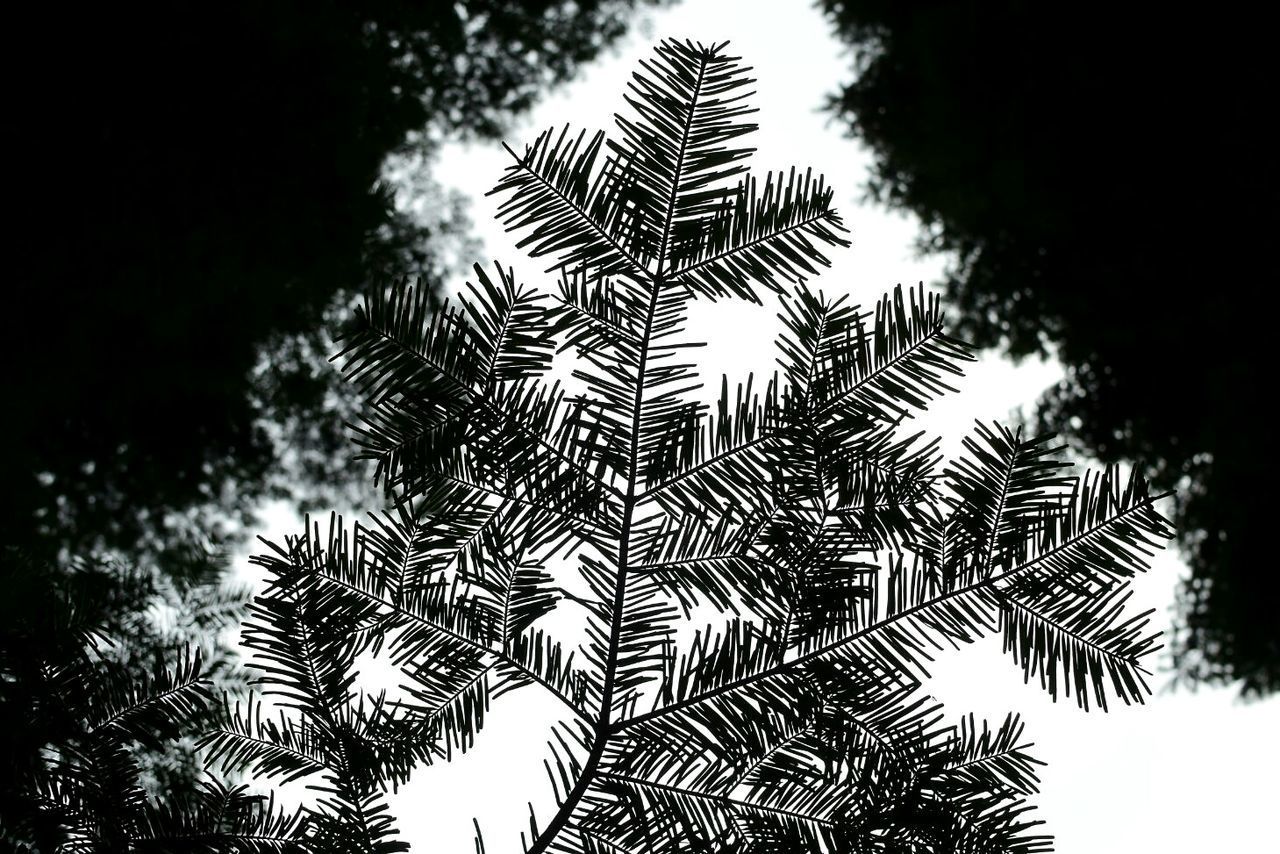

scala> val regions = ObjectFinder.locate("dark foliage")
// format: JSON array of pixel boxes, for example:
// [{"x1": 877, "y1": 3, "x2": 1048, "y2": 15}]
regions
[
  {"x1": 3, "y1": 0, "x2": 660, "y2": 565},
  {"x1": 817, "y1": 1, "x2": 1275, "y2": 694},
  {"x1": 97, "y1": 39, "x2": 1173, "y2": 852},
  {"x1": 0, "y1": 548, "x2": 250, "y2": 849}
]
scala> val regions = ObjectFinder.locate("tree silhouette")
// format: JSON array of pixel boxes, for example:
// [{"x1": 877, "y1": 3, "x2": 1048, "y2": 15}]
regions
[
  {"x1": 218, "y1": 39, "x2": 1166, "y2": 851},
  {"x1": 816, "y1": 1, "x2": 1273, "y2": 695},
  {"x1": 14, "y1": 38, "x2": 1171, "y2": 852}
]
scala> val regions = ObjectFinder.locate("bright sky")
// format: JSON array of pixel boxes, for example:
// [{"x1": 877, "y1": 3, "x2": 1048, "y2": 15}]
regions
[{"x1": 248, "y1": 1, "x2": 1276, "y2": 850}]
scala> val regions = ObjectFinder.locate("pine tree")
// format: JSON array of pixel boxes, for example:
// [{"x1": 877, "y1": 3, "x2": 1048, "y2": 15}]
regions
[{"x1": 30, "y1": 38, "x2": 1171, "y2": 852}]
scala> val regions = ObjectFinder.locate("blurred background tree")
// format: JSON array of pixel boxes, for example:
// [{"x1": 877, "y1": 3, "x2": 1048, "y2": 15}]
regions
[
  {"x1": 818, "y1": 1, "x2": 1274, "y2": 694},
  {"x1": 1, "y1": 0, "x2": 660, "y2": 828},
  {"x1": 4, "y1": 0, "x2": 661, "y2": 565},
  {"x1": 0, "y1": 547, "x2": 242, "y2": 842}
]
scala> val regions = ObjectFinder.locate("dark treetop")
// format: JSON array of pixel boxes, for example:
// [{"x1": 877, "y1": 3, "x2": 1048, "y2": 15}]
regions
[
  {"x1": 3, "y1": 0, "x2": 661, "y2": 565},
  {"x1": 817, "y1": 0, "x2": 1275, "y2": 694},
  {"x1": 18, "y1": 38, "x2": 1173, "y2": 852}
]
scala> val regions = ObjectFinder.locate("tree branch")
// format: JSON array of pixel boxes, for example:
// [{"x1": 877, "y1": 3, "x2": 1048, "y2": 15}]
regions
[{"x1": 614, "y1": 494, "x2": 1161, "y2": 732}]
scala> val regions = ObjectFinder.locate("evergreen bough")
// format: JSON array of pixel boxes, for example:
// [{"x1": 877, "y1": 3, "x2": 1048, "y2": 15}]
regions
[{"x1": 26, "y1": 39, "x2": 1171, "y2": 853}]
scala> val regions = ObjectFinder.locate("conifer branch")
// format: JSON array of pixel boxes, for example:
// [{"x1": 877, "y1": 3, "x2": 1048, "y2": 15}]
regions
[
  {"x1": 495, "y1": 134, "x2": 652, "y2": 277},
  {"x1": 137, "y1": 37, "x2": 1170, "y2": 854},
  {"x1": 615, "y1": 488, "x2": 1166, "y2": 732},
  {"x1": 355, "y1": 321, "x2": 625, "y2": 504},
  {"x1": 313, "y1": 564, "x2": 590, "y2": 723},
  {"x1": 637, "y1": 435, "x2": 773, "y2": 501}
]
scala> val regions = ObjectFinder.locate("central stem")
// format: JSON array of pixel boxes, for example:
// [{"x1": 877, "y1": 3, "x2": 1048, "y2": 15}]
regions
[
  {"x1": 525, "y1": 51, "x2": 707, "y2": 852},
  {"x1": 598, "y1": 272, "x2": 663, "y2": 727},
  {"x1": 524, "y1": 273, "x2": 664, "y2": 854}
]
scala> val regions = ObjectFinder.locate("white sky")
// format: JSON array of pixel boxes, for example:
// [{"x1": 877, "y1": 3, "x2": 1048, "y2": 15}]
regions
[{"x1": 247, "y1": 1, "x2": 1277, "y2": 850}]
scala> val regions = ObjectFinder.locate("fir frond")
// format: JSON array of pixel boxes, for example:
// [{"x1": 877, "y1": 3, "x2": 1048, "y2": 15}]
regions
[
  {"x1": 201, "y1": 696, "x2": 328, "y2": 784},
  {"x1": 612, "y1": 39, "x2": 758, "y2": 244},
  {"x1": 815, "y1": 284, "x2": 974, "y2": 424},
  {"x1": 336, "y1": 279, "x2": 621, "y2": 511},
  {"x1": 616, "y1": 461, "x2": 1169, "y2": 732},
  {"x1": 491, "y1": 127, "x2": 656, "y2": 277},
  {"x1": 943, "y1": 713, "x2": 1043, "y2": 798},
  {"x1": 89, "y1": 649, "x2": 212, "y2": 747},
  {"x1": 460, "y1": 262, "x2": 557, "y2": 388},
  {"x1": 670, "y1": 169, "x2": 850, "y2": 302},
  {"x1": 929, "y1": 421, "x2": 1073, "y2": 586},
  {"x1": 631, "y1": 552, "x2": 787, "y2": 621},
  {"x1": 552, "y1": 267, "x2": 647, "y2": 350},
  {"x1": 134, "y1": 780, "x2": 309, "y2": 853},
  {"x1": 999, "y1": 590, "x2": 1159, "y2": 711}
]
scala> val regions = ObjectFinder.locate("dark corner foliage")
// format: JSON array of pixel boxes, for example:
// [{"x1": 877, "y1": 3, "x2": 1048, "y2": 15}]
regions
[
  {"x1": 816, "y1": 0, "x2": 1273, "y2": 695},
  {"x1": 3, "y1": 0, "x2": 662, "y2": 574},
  {"x1": 9, "y1": 39, "x2": 1172, "y2": 852},
  {"x1": 0, "y1": 548, "x2": 245, "y2": 848}
]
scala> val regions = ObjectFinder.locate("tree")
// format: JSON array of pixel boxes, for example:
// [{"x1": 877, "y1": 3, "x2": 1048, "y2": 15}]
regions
[
  {"x1": 816, "y1": 1, "x2": 1274, "y2": 694},
  {"x1": 3, "y1": 0, "x2": 663, "y2": 565},
  {"x1": 18, "y1": 39, "x2": 1171, "y2": 851}
]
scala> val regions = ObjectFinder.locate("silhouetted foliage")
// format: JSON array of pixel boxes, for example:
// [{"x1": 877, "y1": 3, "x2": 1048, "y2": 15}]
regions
[
  {"x1": 0, "y1": 616, "x2": 300, "y2": 854},
  {"x1": 26, "y1": 39, "x2": 1171, "y2": 852},
  {"x1": 4, "y1": 0, "x2": 661, "y2": 566},
  {"x1": 0, "y1": 547, "x2": 248, "y2": 848},
  {"x1": 816, "y1": 1, "x2": 1274, "y2": 694}
]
